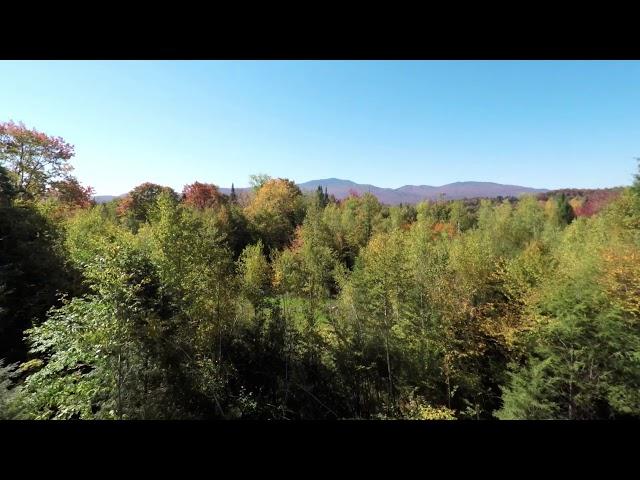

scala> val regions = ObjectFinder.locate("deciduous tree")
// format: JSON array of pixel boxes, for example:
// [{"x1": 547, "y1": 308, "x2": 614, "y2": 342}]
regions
[
  {"x1": 182, "y1": 181, "x2": 223, "y2": 210},
  {"x1": 0, "y1": 121, "x2": 74, "y2": 199}
]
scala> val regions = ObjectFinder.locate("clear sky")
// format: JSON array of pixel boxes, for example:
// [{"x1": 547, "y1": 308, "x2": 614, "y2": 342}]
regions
[{"x1": 1, "y1": 60, "x2": 639, "y2": 195}]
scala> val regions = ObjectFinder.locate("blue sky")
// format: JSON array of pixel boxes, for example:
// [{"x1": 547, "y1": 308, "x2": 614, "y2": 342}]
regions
[{"x1": 1, "y1": 60, "x2": 639, "y2": 195}]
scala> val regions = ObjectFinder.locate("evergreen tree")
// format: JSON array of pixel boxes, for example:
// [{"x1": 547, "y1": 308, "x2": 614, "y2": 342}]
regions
[
  {"x1": 230, "y1": 183, "x2": 237, "y2": 203},
  {"x1": 556, "y1": 193, "x2": 575, "y2": 225},
  {"x1": 315, "y1": 185, "x2": 327, "y2": 208},
  {"x1": 0, "y1": 165, "x2": 17, "y2": 207}
]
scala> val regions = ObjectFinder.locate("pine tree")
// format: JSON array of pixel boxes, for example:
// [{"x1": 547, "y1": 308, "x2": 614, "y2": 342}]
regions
[
  {"x1": 556, "y1": 193, "x2": 575, "y2": 225},
  {"x1": 315, "y1": 185, "x2": 326, "y2": 208},
  {"x1": 230, "y1": 183, "x2": 237, "y2": 203}
]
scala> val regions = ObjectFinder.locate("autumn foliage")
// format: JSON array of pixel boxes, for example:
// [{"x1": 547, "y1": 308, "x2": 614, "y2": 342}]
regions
[
  {"x1": 432, "y1": 221, "x2": 456, "y2": 238},
  {"x1": 182, "y1": 182, "x2": 223, "y2": 210},
  {"x1": 540, "y1": 188, "x2": 621, "y2": 218},
  {"x1": 48, "y1": 178, "x2": 95, "y2": 208},
  {"x1": 0, "y1": 121, "x2": 75, "y2": 198},
  {"x1": 116, "y1": 182, "x2": 178, "y2": 222},
  {"x1": 4, "y1": 120, "x2": 640, "y2": 421},
  {"x1": 245, "y1": 178, "x2": 304, "y2": 250}
]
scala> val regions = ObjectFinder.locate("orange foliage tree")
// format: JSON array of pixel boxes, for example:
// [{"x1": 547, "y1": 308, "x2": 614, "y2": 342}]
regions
[
  {"x1": 182, "y1": 182, "x2": 223, "y2": 210},
  {"x1": 48, "y1": 177, "x2": 95, "y2": 209}
]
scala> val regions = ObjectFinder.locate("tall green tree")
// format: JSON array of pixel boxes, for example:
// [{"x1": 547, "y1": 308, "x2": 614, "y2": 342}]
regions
[
  {"x1": 556, "y1": 193, "x2": 576, "y2": 225},
  {"x1": 17, "y1": 233, "x2": 182, "y2": 419},
  {"x1": 230, "y1": 183, "x2": 237, "y2": 203}
]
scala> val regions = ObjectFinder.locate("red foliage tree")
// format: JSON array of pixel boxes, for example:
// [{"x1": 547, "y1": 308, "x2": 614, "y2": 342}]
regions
[
  {"x1": 181, "y1": 182, "x2": 223, "y2": 210},
  {"x1": 573, "y1": 190, "x2": 621, "y2": 218},
  {"x1": 48, "y1": 177, "x2": 95, "y2": 208},
  {"x1": 116, "y1": 195, "x2": 134, "y2": 217},
  {"x1": 0, "y1": 120, "x2": 74, "y2": 199}
]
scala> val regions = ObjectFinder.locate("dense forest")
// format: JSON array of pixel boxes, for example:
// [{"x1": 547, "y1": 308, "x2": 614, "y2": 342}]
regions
[{"x1": 1, "y1": 120, "x2": 640, "y2": 420}]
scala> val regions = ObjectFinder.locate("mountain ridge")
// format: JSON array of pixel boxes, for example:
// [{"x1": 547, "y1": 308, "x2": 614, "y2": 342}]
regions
[
  {"x1": 293, "y1": 178, "x2": 548, "y2": 204},
  {"x1": 94, "y1": 179, "x2": 549, "y2": 205}
]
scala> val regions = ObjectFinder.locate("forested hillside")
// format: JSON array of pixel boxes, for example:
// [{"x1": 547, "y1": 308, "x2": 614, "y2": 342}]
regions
[{"x1": 2, "y1": 121, "x2": 640, "y2": 420}]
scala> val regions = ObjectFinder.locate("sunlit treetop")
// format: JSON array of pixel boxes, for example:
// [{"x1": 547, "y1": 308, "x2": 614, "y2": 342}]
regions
[
  {"x1": 182, "y1": 181, "x2": 223, "y2": 210},
  {"x1": 0, "y1": 120, "x2": 75, "y2": 199}
]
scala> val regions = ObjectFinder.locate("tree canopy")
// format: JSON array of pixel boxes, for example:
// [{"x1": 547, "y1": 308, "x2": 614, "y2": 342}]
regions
[
  {"x1": 0, "y1": 121, "x2": 75, "y2": 199},
  {"x1": 2, "y1": 122, "x2": 640, "y2": 421}
]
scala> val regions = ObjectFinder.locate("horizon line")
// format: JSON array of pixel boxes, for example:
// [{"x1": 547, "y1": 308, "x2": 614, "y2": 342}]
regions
[{"x1": 91, "y1": 177, "x2": 630, "y2": 197}]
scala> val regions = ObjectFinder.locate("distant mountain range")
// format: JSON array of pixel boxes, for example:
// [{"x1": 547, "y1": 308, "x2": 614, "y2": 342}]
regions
[
  {"x1": 95, "y1": 179, "x2": 548, "y2": 205},
  {"x1": 92, "y1": 195, "x2": 119, "y2": 204},
  {"x1": 293, "y1": 179, "x2": 548, "y2": 205}
]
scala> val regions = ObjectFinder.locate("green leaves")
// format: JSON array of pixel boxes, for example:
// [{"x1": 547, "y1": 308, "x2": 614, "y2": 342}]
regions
[{"x1": 8, "y1": 157, "x2": 640, "y2": 420}]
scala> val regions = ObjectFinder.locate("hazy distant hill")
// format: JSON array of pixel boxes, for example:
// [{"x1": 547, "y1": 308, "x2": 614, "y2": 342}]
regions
[
  {"x1": 297, "y1": 178, "x2": 548, "y2": 204},
  {"x1": 100, "y1": 179, "x2": 548, "y2": 206},
  {"x1": 93, "y1": 195, "x2": 120, "y2": 204}
]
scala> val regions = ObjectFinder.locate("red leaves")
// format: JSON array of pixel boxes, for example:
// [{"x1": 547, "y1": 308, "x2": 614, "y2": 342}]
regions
[
  {"x1": 181, "y1": 181, "x2": 222, "y2": 210},
  {"x1": 0, "y1": 120, "x2": 75, "y2": 160},
  {"x1": 116, "y1": 195, "x2": 135, "y2": 217},
  {"x1": 48, "y1": 177, "x2": 94, "y2": 208},
  {"x1": 573, "y1": 190, "x2": 621, "y2": 218},
  {"x1": 0, "y1": 120, "x2": 76, "y2": 199},
  {"x1": 539, "y1": 189, "x2": 621, "y2": 219}
]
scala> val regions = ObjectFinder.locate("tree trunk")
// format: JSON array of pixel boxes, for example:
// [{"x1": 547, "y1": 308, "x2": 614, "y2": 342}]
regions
[{"x1": 385, "y1": 333, "x2": 393, "y2": 413}]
